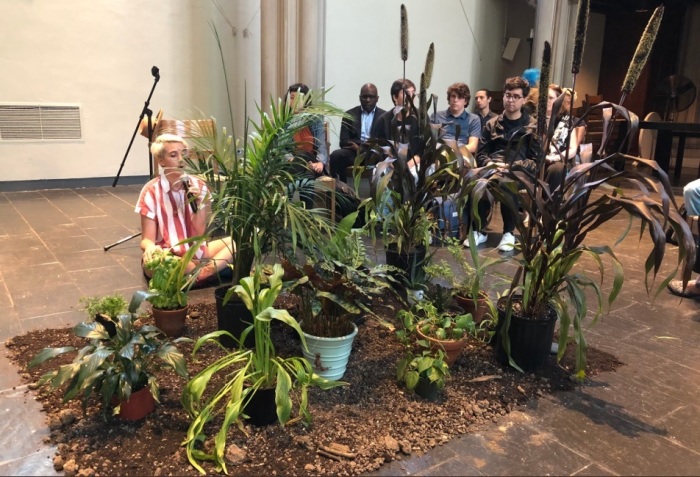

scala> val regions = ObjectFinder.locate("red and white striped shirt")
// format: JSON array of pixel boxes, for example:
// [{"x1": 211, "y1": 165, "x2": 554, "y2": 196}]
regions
[{"x1": 135, "y1": 174, "x2": 208, "y2": 259}]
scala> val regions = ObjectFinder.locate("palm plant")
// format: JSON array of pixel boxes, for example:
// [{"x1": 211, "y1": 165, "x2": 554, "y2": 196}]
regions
[{"x1": 188, "y1": 89, "x2": 345, "y2": 285}]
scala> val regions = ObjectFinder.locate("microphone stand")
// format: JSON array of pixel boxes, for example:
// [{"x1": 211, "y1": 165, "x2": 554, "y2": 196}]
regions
[{"x1": 104, "y1": 66, "x2": 160, "y2": 252}]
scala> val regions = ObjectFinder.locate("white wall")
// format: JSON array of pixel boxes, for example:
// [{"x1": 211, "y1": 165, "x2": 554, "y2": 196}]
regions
[
  {"x1": 0, "y1": 0, "x2": 261, "y2": 184},
  {"x1": 0, "y1": 0, "x2": 516, "y2": 184},
  {"x1": 324, "y1": 0, "x2": 510, "y2": 150}
]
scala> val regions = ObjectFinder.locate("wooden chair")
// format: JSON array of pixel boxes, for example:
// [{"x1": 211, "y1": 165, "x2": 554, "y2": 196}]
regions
[{"x1": 153, "y1": 118, "x2": 216, "y2": 175}]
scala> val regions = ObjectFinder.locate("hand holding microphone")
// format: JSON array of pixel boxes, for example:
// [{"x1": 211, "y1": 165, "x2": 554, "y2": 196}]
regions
[{"x1": 181, "y1": 175, "x2": 198, "y2": 214}]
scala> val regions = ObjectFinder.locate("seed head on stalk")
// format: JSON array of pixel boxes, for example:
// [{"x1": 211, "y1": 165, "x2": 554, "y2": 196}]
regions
[{"x1": 621, "y1": 5, "x2": 664, "y2": 100}]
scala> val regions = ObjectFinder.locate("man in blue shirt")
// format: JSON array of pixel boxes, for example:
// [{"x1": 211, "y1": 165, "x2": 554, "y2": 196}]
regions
[
  {"x1": 329, "y1": 83, "x2": 386, "y2": 183},
  {"x1": 430, "y1": 82, "x2": 481, "y2": 155}
]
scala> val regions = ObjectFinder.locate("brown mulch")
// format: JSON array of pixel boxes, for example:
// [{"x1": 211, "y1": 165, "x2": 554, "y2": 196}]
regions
[{"x1": 5, "y1": 291, "x2": 623, "y2": 476}]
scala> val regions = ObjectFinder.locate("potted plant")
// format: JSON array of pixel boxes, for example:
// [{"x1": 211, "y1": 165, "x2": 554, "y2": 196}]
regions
[
  {"x1": 398, "y1": 299, "x2": 484, "y2": 367},
  {"x1": 424, "y1": 236, "x2": 506, "y2": 324},
  {"x1": 395, "y1": 305, "x2": 449, "y2": 401},
  {"x1": 187, "y1": 87, "x2": 346, "y2": 343},
  {"x1": 282, "y1": 211, "x2": 395, "y2": 380},
  {"x1": 79, "y1": 293, "x2": 129, "y2": 337},
  {"x1": 465, "y1": 5, "x2": 694, "y2": 378},
  {"x1": 143, "y1": 247, "x2": 198, "y2": 338},
  {"x1": 396, "y1": 348, "x2": 449, "y2": 401},
  {"x1": 358, "y1": 42, "x2": 462, "y2": 290},
  {"x1": 181, "y1": 263, "x2": 345, "y2": 475},
  {"x1": 28, "y1": 291, "x2": 188, "y2": 421}
]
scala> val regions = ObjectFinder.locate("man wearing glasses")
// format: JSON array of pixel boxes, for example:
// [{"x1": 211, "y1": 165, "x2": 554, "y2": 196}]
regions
[
  {"x1": 467, "y1": 76, "x2": 540, "y2": 252},
  {"x1": 329, "y1": 83, "x2": 386, "y2": 183}
]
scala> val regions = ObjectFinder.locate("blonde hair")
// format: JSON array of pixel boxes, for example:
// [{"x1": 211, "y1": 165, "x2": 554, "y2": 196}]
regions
[{"x1": 150, "y1": 134, "x2": 188, "y2": 160}]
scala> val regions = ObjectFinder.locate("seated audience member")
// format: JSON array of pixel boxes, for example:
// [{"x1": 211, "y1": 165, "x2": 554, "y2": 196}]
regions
[
  {"x1": 522, "y1": 68, "x2": 540, "y2": 117},
  {"x1": 544, "y1": 84, "x2": 585, "y2": 189},
  {"x1": 474, "y1": 88, "x2": 497, "y2": 129},
  {"x1": 668, "y1": 178, "x2": 700, "y2": 298},
  {"x1": 286, "y1": 83, "x2": 329, "y2": 172},
  {"x1": 136, "y1": 134, "x2": 235, "y2": 284},
  {"x1": 372, "y1": 78, "x2": 422, "y2": 162},
  {"x1": 467, "y1": 76, "x2": 540, "y2": 252},
  {"x1": 430, "y1": 82, "x2": 481, "y2": 155},
  {"x1": 329, "y1": 83, "x2": 386, "y2": 183},
  {"x1": 285, "y1": 83, "x2": 329, "y2": 209}
]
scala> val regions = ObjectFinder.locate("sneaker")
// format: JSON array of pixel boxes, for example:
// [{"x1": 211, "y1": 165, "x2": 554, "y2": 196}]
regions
[
  {"x1": 463, "y1": 231, "x2": 488, "y2": 248},
  {"x1": 497, "y1": 232, "x2": 516, "y2": 252}
]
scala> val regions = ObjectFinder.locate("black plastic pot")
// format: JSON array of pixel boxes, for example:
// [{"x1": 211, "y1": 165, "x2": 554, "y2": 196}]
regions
[
  {"x1": 414, "y1": 377, "x2": 441, "y2": 401},
  {"x1": 385, "y1": 244, "x2": 426, "y2": 288},
  {"x1": 495, "y1": 296, "x2": 557, "y2": 372},
  {"x1": 243, "y1": 387, "x2": 278, "y2": 426},
  {"x1": 214, "y1": 286, "x2": 255, "y2": 349}
]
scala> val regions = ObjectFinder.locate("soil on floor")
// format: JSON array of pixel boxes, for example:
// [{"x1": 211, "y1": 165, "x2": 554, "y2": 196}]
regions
[{"x1": 5, "y1": 291, "x2": 623, "y2": 476}]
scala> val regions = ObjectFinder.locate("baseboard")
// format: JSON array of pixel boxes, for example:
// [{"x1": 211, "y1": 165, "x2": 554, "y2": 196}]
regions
[{"x1": 0, "y1": 176, "x2": 149, "y2": 192}]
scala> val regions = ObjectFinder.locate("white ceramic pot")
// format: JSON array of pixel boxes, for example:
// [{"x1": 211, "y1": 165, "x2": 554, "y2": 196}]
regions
[{"x1": 301, "y1": 323, "x2": 358, "y2": 381}]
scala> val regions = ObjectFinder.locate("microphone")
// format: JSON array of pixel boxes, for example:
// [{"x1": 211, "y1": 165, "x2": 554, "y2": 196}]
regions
[
  {"x1": 151, "y1": 66, "x2": 160, "y2": 80},
  {"x1": 181, "y1": 175, "x2": 198, "y2": 214}
]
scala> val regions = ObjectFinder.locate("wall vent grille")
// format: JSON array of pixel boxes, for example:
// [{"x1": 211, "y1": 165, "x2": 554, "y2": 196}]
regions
[{"x1": 0, "y1": 104, "x2": 82, "y2": 141}]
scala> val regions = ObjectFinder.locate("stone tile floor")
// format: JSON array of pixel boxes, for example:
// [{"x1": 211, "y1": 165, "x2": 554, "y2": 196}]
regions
[{"x1": 1, "y1": 184, "x2": 699, "y2": 476}]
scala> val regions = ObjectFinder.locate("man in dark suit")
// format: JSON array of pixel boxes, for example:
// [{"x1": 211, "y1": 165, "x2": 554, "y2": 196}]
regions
[{"x1": 329, "y1": 83, "x2": 386, "y2": 183}]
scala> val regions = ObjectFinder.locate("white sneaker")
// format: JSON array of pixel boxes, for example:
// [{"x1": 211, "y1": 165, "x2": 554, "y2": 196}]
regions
[
  {"x1": 463, "y1": 231, "x2": 488, "y2": 248},
  {"x1": 497, "y1": 232, "x2": 516, "y2": 252}
]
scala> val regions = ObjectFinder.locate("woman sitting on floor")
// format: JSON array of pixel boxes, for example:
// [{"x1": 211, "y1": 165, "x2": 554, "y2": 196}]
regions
[{"x1": 135, "y1": 133, "x2": 235, "y2": 285}]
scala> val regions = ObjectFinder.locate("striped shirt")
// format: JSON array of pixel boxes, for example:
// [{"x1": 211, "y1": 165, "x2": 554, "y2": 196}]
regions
[{"x1": 135, "y1": 174, "x2": 208, "y2": 259}]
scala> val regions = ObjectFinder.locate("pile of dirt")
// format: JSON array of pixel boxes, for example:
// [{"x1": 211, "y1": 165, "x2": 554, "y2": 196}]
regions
[{"x1": 5, "y1": 292, "x2": 623, "y2": 476}]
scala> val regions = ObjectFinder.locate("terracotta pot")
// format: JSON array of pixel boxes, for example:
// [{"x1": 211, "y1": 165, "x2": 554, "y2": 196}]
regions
[
  {"x1": 117, "y1": 386, "x2": 155, "y2": 421},
  {"x1": 416, "y1": 323, "x2": 468, "y2": 367},
  {"x1": 152, "y1": 306, "x2": 188, "y2": 338},
  {"x1": 453, "y1": 291, "x2": 490, "y2": 324}
]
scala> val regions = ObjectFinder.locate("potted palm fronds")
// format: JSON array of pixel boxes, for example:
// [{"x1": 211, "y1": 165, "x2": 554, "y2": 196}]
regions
[
  {"x1": 465, "y1": 5, "x2": 694, "y2": 378},
  {"x1": 187, "y1": 88, "x2": 346, "y2": 343}
]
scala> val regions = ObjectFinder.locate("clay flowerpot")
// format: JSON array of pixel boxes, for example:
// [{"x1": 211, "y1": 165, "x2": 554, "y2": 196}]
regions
[
  {"x1": 416, "y1": 323, "x2": 468, "y2": 367},
  {"x1": 117, "y1": 386, "x2": 155, "y2": 421},
  {"x1": 453, "y1": 291, "x2": 489, "y2": 324},
  {"x1": 152, "y1": 306, "x2": 188, "y2": 338}
]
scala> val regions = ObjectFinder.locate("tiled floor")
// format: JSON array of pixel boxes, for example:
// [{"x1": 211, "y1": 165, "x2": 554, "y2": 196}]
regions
[{"x1": 1, "y1": 182, "x2": 700, "y2": 475}]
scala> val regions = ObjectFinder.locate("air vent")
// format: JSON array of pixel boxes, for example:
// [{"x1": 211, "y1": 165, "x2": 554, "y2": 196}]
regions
[{"x1": 0, "y1": 104, "x2": 82, "y2": 141}]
